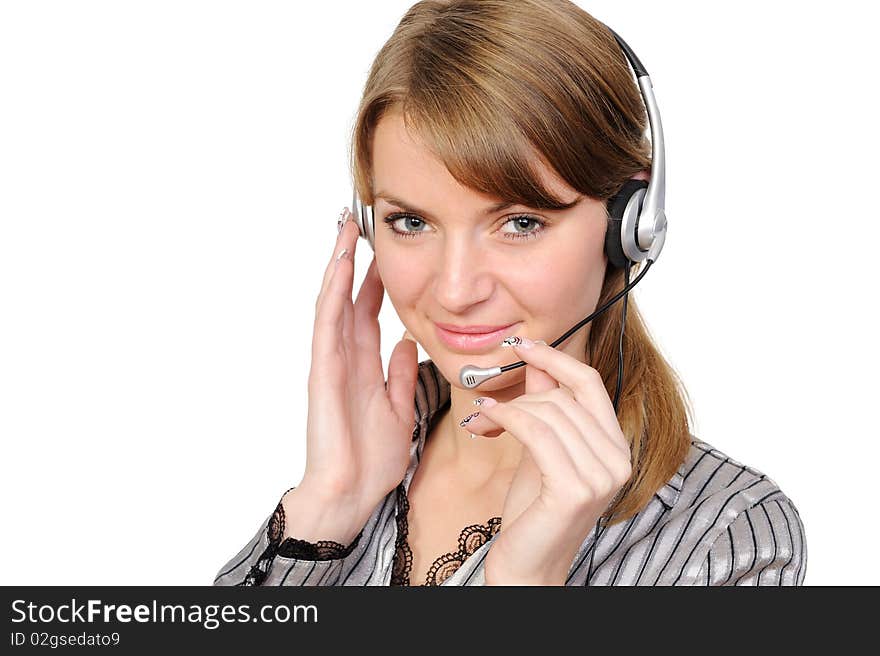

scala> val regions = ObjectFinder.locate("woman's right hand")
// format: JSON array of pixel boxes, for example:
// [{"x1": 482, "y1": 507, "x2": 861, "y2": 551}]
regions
[{"x1": 299, "y1": 207, "x2": 420, "y2": 525}]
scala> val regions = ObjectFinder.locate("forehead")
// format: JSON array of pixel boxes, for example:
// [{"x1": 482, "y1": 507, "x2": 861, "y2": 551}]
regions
[
  {"x1": 371, "y1": 111, "x2": 576, "y2": 205},
  {"x1": 371, "y1": 112, "x2": 463, "y2": 195}
]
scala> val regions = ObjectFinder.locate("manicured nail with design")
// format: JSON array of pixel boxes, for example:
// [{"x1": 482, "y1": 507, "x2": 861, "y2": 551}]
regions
[
  {"x1": 335, "y1": 248, "x2": 349, "y2": 265},
  {"x1": 459, "y1": 411, "x2": 480, "y2": 427},
  {"x1": 337, "y1": 207, "x2": 351, "y2": 234},
  {"x1": 473, "y1": 397, "x2": 497, "y2": 408},
  {"x1": 500, "y1": 335, "x2": 534, "y2": 349}
]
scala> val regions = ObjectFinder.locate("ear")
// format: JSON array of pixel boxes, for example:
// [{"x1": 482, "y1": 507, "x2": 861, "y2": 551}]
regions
[{"x1": 632, "y1": 169, "x2": 651, "y2": 183}]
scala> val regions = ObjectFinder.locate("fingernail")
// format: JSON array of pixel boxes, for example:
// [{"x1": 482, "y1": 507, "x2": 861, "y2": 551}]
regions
[
  {"x1": 337, "y1": 207, "x2": 351, "y2": 234},
  {"x1": 500, "y1": 336, "x2": 534, "y2": 349},
  {"x1": 335, "y1": 248, "x2": 349, "y2": 264},
  {"x1": 473, "y1": 397, "x2": 497, "y2": 408},
  {"x1": 459, "y1": 411, "x2": 480, "y2": 427}
]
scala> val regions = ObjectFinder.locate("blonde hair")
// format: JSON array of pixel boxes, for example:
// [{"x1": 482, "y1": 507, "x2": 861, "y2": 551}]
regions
[{"x1": 349, "y1": 0, "x2": 693, "y2": 526}]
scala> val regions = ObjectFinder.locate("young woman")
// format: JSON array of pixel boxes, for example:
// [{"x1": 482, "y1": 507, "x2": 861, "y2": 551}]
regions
[{"x1": 214, "y1": 0, "x2": 806, "y2": 586}]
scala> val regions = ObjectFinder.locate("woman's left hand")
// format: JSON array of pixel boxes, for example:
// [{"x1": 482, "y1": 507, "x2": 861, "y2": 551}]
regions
[{"x1": 461, "y1": 336, "x2": 633, "y2": 586}]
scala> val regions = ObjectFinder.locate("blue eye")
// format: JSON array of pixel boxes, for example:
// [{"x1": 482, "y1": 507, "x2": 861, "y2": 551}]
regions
[
  {"x1": 383, "y1": 213, "x2": 429, "y2": 239},
  {"x1": 499, "y1": 215, "x2": 546, "y2": 240},
  {"x1": 382, "y1": 213, "x2": 547, "y2": 241}
]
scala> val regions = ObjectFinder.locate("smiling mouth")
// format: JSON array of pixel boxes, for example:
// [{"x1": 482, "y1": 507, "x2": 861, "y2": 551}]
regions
[
  {"x1": 434, "y1": 322, "x2": 518, "y2": 334},
  {"x1": 433, "y1": 322, "x2": 521, "y2": 352}
]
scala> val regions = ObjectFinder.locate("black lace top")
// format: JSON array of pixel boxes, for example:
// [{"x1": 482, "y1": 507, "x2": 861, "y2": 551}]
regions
[
  {"x1": 390, "y1": 481, "x2": 502, "y2": 586},
  {"x1": 237, "y1": 487, "x2": 364, "y2": 587},
  {"x1": 238, "y1": 484, "x2": 500, "y2": 587}
]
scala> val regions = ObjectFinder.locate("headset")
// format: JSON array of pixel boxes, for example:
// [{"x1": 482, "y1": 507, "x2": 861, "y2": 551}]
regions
[
  {"x1": 351, "y1": 25, "x2": 666, "y2": 394},
  {"x1": 349, "y1": 24, "x2": 665, "y2": 587}
]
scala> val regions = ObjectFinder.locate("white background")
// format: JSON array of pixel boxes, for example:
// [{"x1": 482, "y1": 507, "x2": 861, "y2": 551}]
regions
[{"x1": 1, "y1": 1, "x2": 876, "y2": 586}]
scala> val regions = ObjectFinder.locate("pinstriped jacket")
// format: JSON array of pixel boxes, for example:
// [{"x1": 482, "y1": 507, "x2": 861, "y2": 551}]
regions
[{"x1": 214, "y1": 359, "x2": 807, "y2": 586}]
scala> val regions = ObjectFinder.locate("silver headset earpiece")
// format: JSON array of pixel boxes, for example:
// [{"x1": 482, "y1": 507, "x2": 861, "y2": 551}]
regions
[
  {"x1": 349, "y1": 26, "x2": 666, "y2": 268},
  {"x1": 605, "y1": 27, "x2": 667, "y2": 266},
  {"x1": 351, "y1": 189, "x2": 376, "y2": 252}
]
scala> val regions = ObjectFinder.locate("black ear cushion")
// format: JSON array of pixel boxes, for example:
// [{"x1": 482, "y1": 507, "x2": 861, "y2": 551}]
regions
[{"x1": 605, "y1": 179, "x2": 649, "y2": 269}]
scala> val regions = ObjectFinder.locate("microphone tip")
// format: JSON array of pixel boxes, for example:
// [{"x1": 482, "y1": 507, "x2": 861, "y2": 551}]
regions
[{"x1": 459, "y1": 365, "x2": 503, "y2": 389}]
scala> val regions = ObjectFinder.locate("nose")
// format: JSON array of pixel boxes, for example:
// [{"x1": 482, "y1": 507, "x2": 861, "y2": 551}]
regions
[{"x1": 431, "y1": 233, "x2": 494, "y2": 314}]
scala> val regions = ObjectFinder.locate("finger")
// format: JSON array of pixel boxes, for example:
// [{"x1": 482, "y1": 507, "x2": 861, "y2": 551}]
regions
[
  {"x1": 520, "y1": 393, "x2": 629, "y2": 458},
  {"x1": 352, "y1": 256, "x2": 384, "y2": 355},
  {"x1": 456, "y1": 353, "x2": 558, "y2": 439},
  {"x1": 345, "y1": 256, "x2": 386, "y2": 384},
  {"x1": 513, "y1": 398, "x2": 632, "y2": 487},
  {"x1": 474, "y1": 400, "x2": 580, "y2": 489},
  {"x1": 316, "y1": 210, "x2": 356, "y2": 314},
  {"x1": 354, "y1": 256, "x2": 383, "y2": 317},
  {"x1": 466, "y1": 396, "x2": 596, "y2": 471},
  {"x1": 506, "y1": 340, "x2": 625, "y2": 449},
  {"x1": 386, "y1": 336, "x2": 419, "y2": 424},
  {"x1": 482, "y1": 400, "x2": 629, "y2": 504},
  {"x1": 458, "y1": 407, "x2": 505, "y2": 438},
  {"x1": 517, "y1": 399, "x2": 601, "y2": 476},
  {"x1": 525, "y1": 358, "x2": 558, "y2": 395},
  {"x1": 313, "y1": 230, "x2": 356, "y2": 362},
  {"x1": 466, "y1": 360, "x2": 556, "y2": 438},
  {"x1": 341, "y1": 276, "x2": 355, "y2": 365},
  {"x1": 340, "y1": 231, "x2": 361, "y2": 366},
  {"x1": 462, "y1": 389, "x2": 627, "y2": 461}
]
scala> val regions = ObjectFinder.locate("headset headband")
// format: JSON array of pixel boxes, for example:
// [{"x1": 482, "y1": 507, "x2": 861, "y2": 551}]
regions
[{"x1": 604, "y1": 27, "x2": 667, "y2": 263}]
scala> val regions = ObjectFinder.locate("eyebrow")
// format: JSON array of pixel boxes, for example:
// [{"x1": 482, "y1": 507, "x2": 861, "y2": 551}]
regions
[
  {"x1": 373, "y1": 192, "x2": 518, "y2": 220},
  {"x1": 373, "y1": 191, "x2": 584, "y2": 220}
]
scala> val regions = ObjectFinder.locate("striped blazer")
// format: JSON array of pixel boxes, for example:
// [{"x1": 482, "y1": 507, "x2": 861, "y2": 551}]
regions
[{"x1": 215, "y1": 359, "x2": 807, "y2": 586}]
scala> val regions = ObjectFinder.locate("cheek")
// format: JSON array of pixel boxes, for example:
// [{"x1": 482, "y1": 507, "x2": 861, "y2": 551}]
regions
[
  {"x1": 519, "y1": 225, "x2": 606, "y2": 305},
  {"x1": 509, "y1": 257, "x2": 600, "y2": 315},
  {"x1": 377, "y1": 257, "x2": 422, "y2": 307}
]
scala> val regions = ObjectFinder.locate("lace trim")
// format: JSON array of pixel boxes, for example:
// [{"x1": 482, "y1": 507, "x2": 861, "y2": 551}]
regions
[
  {"x1": 238, "y1": 487, "x2": 363, "y2": 586},
  {"x1": 390, "y1": 482, "x2": 501, "y2": 586}
]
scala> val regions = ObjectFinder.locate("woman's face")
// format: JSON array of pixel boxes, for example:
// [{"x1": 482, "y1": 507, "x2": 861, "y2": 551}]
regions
[{"x1": 371, "y1": 111, "x2": 610, "y2": 391}]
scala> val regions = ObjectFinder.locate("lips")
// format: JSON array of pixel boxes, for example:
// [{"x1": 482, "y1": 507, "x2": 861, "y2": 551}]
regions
[
  {"x1": 434, "y1": 321, "x2": 520, "y2": 352},
  {"x1": 434, "y1": 322, "x2": 516, "y2": 334}
]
